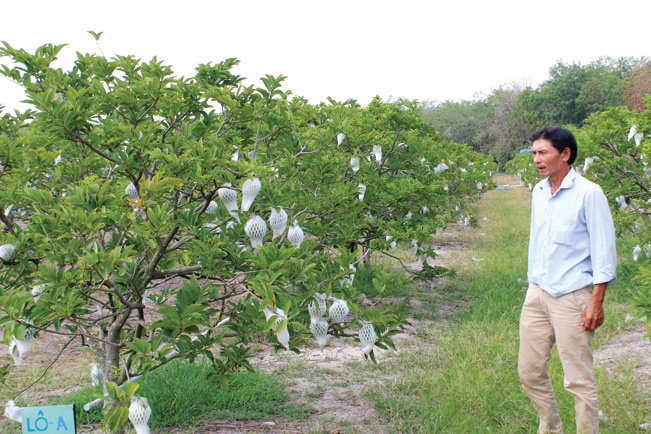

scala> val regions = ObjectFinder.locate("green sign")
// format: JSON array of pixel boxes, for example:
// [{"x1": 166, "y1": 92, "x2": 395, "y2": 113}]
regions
[{"x1": 21, "y1": 405, "x2": 76, "y2": 433}]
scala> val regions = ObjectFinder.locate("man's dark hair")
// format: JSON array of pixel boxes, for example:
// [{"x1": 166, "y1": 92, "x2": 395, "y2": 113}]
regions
[{"x1": 528, "y1": 126, "x2": 577, "y2": 165}]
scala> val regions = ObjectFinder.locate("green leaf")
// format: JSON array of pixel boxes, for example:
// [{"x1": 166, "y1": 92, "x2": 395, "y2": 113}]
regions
[{"x1": 126, "y1": 337, "x2": 152, "y2": 354}]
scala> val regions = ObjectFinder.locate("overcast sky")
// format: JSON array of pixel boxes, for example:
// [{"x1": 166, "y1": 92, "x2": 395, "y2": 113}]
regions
[{"x1": 1, "y1": 0, "x2": 650, "y2": 114}]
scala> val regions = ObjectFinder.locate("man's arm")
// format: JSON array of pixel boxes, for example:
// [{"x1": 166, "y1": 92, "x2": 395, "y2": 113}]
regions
[{"x1": 582, "y1": 282, "x2": 608, "y2": 331}]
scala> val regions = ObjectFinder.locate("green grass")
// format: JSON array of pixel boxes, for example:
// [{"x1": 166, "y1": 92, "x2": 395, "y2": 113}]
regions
[
  {"x1": 47, "y1": 358, "x2": 312, "y2": 431},
  {"x1": 370, "y1": 182, "x2": 650, "y2": 434}
]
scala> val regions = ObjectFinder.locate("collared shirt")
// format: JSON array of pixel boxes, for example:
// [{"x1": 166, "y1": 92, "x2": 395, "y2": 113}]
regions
[{"x1": 528, "y1": 168, "x2": 617, "y2": 297}]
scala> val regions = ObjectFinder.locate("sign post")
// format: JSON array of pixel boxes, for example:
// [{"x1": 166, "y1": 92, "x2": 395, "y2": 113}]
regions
[{"x1": 21, "y1": 404, "x2": 76, "y2": 433}]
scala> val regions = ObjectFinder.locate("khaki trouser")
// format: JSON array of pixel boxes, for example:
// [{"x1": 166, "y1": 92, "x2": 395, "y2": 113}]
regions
[{"x1": 519, "y1": 283, "x2": 598, "y2": 434}]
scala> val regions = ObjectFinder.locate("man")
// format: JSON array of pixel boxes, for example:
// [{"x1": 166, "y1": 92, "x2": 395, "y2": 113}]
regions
[{"x1": 519, "y1": 126, "x2": 617, "y2": 434}]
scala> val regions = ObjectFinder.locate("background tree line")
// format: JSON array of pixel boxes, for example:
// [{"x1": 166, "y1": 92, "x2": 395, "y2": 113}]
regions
[{"x1": 420, "y1": 56, "x2": 651, "y2": 166}]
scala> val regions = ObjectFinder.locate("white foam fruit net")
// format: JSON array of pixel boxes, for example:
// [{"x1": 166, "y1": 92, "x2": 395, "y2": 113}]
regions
[
  {"x1": 287, "y1": 221, "x2": 304, "y2": 247},
  {"x1": 358, "y1": 183, "x2": 366, "y2": 201},
  {"x1": 218, "y1": 184, "x2": 238, "y2": 211},
  {"x1": 241, "y1": 177, "x2": 261, "y2": 211},
  {"x1": 373, "y1": 145, "x2": 382, "y2": 163},
  {"x1": 218, "y1": 184, "x2": 240, "y2": 222},
  {"x1": 359, "y1": 322, "x2": 377, "y2": 355},
  {"x1": 129, "y1": 397, "x2": 152, "y2": 434},
  {"x1": 245, "y1": 215, "x2": 267, "y2": 249},
  {"x1": 125, "y1": 183, "x2": 139, "y2": 201},
  {"x1": 205, "y1": 200, "x2": 218, "y2": 214},
  {"x1": 328, "y1": 298, "x2": 349, "y2": 323},
  {"x1": 269, "y1": 207, "x2": 288, "y2": 239},
  {"x1": 263, "y1": 306, "x2": 290, "y2": 349},
  {"x1": 308, "y1": 293, "x2": 326, "y2": 323},
  {"x1": 0, "y1": 244, "x2": 15, "y2": 261},
  {"x1": 350, "y1": 156, "x2": 360, "y2": 172},
  {"x1": 310, "y1": 318, "x2": 329, "y2": 348}
]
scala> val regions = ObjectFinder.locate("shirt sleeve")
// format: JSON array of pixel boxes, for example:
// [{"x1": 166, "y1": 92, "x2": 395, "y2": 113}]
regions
[{"x1": 584, "y1": 186, "x2": 617, "y2": 284}]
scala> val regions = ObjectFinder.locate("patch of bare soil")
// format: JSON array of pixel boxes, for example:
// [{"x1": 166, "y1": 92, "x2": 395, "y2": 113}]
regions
[
  {"x1": 594, "y1": 322, "x2": 651, "y2": 392},
  {"x1": 1, "y1": 334, "x2": 93, "y2": 400}
]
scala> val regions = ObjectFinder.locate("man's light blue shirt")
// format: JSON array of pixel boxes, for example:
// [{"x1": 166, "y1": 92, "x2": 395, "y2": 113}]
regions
[{"x1": 528, "y1": 168, "x2": 617, "y2": 297}]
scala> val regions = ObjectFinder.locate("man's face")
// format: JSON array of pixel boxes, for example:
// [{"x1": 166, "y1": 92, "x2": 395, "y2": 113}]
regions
[{"x1": 532, "y1": 138, "x2": 570, "y2": 179}]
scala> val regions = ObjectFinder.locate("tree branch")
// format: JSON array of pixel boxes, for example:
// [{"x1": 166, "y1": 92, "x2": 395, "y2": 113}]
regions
[
  {"x1": 166, "y1": 235, "x2": 195, "y2": 253},
  {"x1": 71, "y1": 132, "x2": 119, "y2": 164},
  {"x1": 152, "y1": 264, "x2": 202, "y2": 278},
  {"x1": 0, "y1": 209, "x2": 16, "y2": 234}
]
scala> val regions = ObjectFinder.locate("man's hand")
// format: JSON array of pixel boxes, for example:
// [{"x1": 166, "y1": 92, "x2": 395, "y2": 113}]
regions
[
  {"x1": 582, "y1": 283, "x2": 608, "y2": 331},
  {"x1": 582, "y1": 298, "x2": 604, "y2": 331}
]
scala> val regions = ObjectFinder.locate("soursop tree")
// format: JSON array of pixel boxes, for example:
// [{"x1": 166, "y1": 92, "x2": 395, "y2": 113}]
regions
[
  {"x1": 574, "y1": 106, "x2": 651, "y2": 339},
  {"x1": 0, "y1": 42, "x2": 493, "y2": 430}
]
